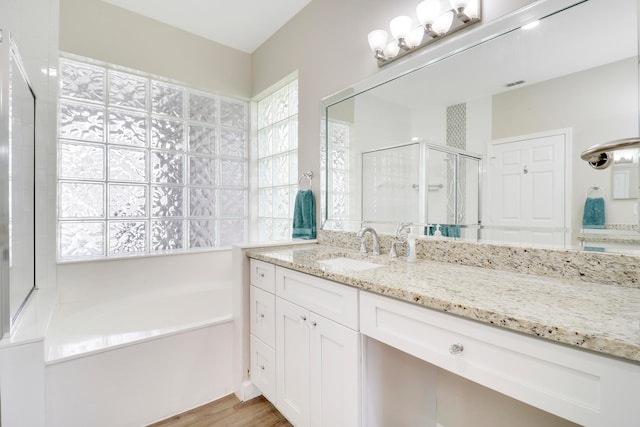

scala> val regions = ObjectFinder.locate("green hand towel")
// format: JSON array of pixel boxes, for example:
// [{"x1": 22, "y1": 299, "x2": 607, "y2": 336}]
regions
[{"x1": 292, "y1": 190, "x2": 316, "y2": 239}]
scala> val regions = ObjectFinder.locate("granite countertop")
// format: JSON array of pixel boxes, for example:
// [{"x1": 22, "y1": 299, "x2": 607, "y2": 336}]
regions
[{"x1": 247, "y1": 244, "x2": 640, "y2": 363}]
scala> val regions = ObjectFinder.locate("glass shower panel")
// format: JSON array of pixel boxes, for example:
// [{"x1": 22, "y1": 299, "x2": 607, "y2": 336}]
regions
[
  {"x1": 426, "y1": 149, "x2": 450, "y2": 229},
  {"x1": 362, "y1": 143, "x2": 420, "y2": 223},
  {"x1": 0, "y1": 34, "x2": 36, "y2": 336},
  {"x1": 458, "y1": 156, "x2": 480, "y2": 240}
]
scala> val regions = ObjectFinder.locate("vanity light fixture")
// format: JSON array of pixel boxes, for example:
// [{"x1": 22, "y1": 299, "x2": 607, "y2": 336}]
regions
[{"x1": 367, "y1": 0, "x2": 481, "y2": 67}]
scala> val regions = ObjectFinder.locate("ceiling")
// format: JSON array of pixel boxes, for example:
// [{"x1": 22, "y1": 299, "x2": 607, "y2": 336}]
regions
[{"x1": 100, "y1": 0, "x2": 312, "y2": 53}]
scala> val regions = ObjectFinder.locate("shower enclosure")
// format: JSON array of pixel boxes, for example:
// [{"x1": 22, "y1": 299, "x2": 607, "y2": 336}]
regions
[
  {"x1": 0, "y1": 30, "x2": 37, "y2": 337},
  {"x1": 361, "y1": 140, "x2": 481, "y2": 237}
]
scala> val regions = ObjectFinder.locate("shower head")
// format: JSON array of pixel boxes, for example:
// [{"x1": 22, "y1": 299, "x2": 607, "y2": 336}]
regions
[{"x1": 580, "y1": 137, "x2": 640, "y2": 170}]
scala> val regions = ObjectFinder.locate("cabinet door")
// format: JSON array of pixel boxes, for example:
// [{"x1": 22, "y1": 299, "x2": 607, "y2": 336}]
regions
[
  {"x1": 276, "y1": 297, "x2": 310, "y2": 427},
  {"x1": 309, "y1": 313, "x2": 360, "y2": 427}
]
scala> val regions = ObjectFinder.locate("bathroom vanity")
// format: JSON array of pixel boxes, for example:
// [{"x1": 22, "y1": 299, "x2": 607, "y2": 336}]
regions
[{"x1": 244, "y1": 244, "x2": 640, "y2": 427}]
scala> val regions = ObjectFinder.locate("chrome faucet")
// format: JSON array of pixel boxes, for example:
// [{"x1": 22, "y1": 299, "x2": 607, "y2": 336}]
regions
[
  {"x1": 356, "y1": 226, "x2": 380, "y2": 256},
  {"x1": 390, "y1": 222, "x2": 411, "y2": 258}
]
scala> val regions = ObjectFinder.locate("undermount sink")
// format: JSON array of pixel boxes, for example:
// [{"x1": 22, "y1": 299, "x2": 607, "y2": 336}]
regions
[{"x1": 317, "y1": 257, "x2": 384, "y2": 271}]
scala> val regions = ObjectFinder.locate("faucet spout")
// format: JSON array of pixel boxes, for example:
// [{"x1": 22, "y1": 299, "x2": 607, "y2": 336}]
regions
[{"x1": 356, "y1": 227, "x2": 380, "y2": 256}]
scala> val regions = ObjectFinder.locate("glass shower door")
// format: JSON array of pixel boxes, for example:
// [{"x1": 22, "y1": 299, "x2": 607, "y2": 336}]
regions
[{"x1": 0, "y1": 31, "x2": 37, "y2": 337}]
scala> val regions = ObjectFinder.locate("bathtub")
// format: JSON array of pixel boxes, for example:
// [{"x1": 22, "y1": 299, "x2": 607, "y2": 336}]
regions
[{"x1": 44, "y1": 282, "x2": 233, "y2": 427}]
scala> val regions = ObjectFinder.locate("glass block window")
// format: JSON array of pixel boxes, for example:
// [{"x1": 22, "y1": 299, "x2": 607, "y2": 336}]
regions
[
  {"x1": 256, "y1": 80, "x2": 299, "y2": 241},
  {"x1": 57, "y1": 56, "x2": 248, "y2": 260},
  {"x1": 321, "y1": 120, "x2": 351, "y2": 229}
]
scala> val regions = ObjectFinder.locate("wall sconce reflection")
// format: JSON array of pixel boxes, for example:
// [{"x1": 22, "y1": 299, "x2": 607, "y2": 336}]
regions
[{"x1": 368, "y1": 0, "x2": 481, "y2": 67}]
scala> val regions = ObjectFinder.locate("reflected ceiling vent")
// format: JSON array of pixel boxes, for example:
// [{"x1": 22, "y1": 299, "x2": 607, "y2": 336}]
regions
[{"x1": 505, "y1": 80, "x2": 525, "y2": 87}]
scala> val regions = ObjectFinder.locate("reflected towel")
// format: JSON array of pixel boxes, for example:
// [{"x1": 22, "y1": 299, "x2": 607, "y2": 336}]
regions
[
  {"x1": 292, "y1": 190, "x2": 316, "y2": 239},
  {"x1": 582, "y1": 197, "x2": 605, "y2": 229},
  {"x1": 425, "y1": 224, "x2": 461, "y2": 238}
]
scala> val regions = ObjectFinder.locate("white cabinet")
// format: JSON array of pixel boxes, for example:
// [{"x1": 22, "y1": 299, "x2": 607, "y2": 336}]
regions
[
  {"x1": 249, "y1": 260, "x2": 361, "y2": 427},
  {"x1": 275, "y1": 266, "x2": 360, "y2": 427},
  {"x1": 360, "y1": 291, "x2": 640, "y2": 427},
  {"x1": 249, "y1": 260, "x2": 277, "y2": 403}
]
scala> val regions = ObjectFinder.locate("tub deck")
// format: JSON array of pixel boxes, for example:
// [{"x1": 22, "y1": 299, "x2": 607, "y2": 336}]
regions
[{"x1": 45, "y1": 285, "x2": 232, "y2": 364}]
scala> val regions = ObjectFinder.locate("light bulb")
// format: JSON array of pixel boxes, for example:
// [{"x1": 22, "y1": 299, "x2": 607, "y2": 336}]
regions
[
  {"x1": 432, "y1": 11, "x2": 454, "y2": 35},
  {"x1": 406, "y1": 27, "x2": 425, "y2": 48},
  {"x1": 390, "y1": 16, "x2": 412, "y2": 40},
  {"x1": 450, "y1": 0, "x2": 469, "y2": 9},
  {"x1": 416, "y1": 0, "x2": 441, "y2": 26},
  {"x1": 383, "y1": 41, "x2": 400, "y2": 59},
  {"x1": 452, "y1": 0, "x2": 478, "y2": 21},
  {"x1": 368, "y1": 30, "x2": 388, "y2": 52}
]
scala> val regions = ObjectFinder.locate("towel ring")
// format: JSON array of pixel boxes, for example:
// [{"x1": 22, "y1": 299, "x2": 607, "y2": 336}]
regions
[
  {"x1": 587, "y1": 184, "x2": 604, "y2": 198},
  {"x1": 298, "y1": 171, "x2": 313, "y2": 191}
]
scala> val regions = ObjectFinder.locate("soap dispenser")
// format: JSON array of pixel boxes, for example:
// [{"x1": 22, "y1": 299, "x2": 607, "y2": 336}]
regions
[
  {"x1": 407, "y1": 228, "x2": 417, "y2": 263},
  {"x1": 433, "y1": 224, "x2": 442, "y2": 238}
]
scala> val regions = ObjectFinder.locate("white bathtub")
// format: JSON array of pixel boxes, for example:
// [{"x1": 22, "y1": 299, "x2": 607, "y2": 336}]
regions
[{"x1": 45, "y1": 282, "x2": 234, "y2": 427}]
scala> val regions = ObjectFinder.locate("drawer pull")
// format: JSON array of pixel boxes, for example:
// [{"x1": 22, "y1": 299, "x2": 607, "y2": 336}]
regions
[
  {"x1": 259, "y1": 364, "x2": 265, "y2": 371},
  {"x1": 259, "y1": 313, "x2": 265, "y2": 319},
  {"x1": 258, "y1": 272, "x2": 265, "y2": 279},
  {"x1": 300, "y1": 315, "x2": 307, "y2": 323},
  {"x1": 449, "y1": 343, "x2": 464, "y2": 355},
  {"x1": 310, "y1": 320, "x2": 317, "y2": 327}
]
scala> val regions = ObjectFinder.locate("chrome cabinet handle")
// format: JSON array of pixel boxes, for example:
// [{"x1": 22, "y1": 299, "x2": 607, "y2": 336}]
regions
[
  {"x1": 258, "y1": 272, "x2": 265, "y2": 278},
  {"x1": 449, "y1": 343, "x2": 464, "y2": 355}
]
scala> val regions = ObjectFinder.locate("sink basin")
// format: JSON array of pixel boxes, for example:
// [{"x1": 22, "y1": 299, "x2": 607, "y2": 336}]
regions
[{"x1": 317, "y1": 257, "x2": 384, "y2": 271}]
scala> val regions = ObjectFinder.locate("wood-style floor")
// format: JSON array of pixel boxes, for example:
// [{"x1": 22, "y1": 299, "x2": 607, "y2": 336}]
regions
[{"x1": 148, "y1": 394, "x2": 292, "y2": 427}]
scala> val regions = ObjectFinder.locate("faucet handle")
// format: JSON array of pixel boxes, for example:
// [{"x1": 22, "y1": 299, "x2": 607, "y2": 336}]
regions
[
  {"x1": 395, "y1": 222, "x2": 412, "y2": 237},
  {"x1": 389, "y1": 239, "x2": 406, "y2": 258}
]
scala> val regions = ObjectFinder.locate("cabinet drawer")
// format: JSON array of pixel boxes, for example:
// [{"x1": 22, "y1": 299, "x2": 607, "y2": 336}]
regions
[
  {"x1": 276, "y1": 266, "x2": 358, "y2": 329},
  {"x1": 250, "y1": 259, "x2": 276, "y2": 293},
  {"x1": 250, "y1": 285, "x2": 275, "y2": 348},
  {"x1": 250, "y1": 334, "x2": 276, "y2": 403},
  {"x1": 360, "y1": 291, "x2": 640, "y2": 427}
]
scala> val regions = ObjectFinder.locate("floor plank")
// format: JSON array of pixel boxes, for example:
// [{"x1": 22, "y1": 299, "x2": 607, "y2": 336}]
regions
[{"x1": 148, "y1": 394, "x2": 292, "y2": 427}]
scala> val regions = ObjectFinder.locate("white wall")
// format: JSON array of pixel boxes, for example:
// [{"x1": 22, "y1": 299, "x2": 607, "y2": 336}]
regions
[
  {"x1": 56, "y1": 250, "x2": 232, "y2": 304},
  {"x1": 59, "y1": 0, "x2": 251, "y2": 99}
]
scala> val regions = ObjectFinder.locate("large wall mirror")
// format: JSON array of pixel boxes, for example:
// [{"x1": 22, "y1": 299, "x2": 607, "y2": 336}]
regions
[{"x1": 322, "y1": 0, "x2": 640, "y2": 254}]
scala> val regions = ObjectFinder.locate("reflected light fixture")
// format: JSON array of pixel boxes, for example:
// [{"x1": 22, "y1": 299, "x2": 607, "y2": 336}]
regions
[{"x1": 368, "y1": 0, "x2": 481, "y2": 66}]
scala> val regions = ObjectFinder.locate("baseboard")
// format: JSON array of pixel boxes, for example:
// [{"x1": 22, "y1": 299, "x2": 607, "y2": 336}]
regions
[{"x1": 239, "y1": 380, "x2": 262, "y2": 401}]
